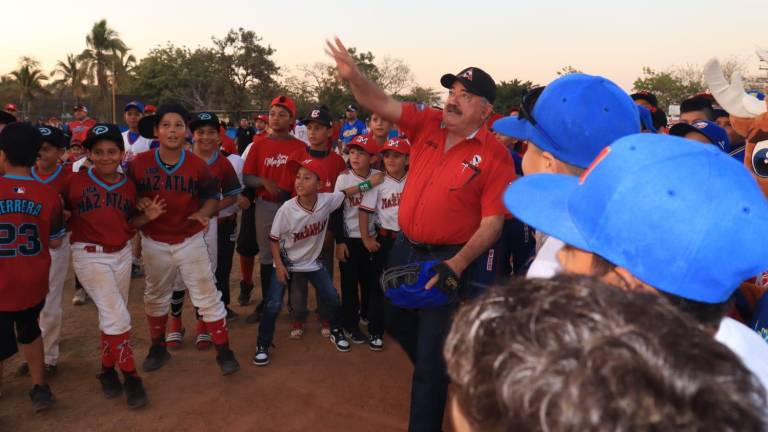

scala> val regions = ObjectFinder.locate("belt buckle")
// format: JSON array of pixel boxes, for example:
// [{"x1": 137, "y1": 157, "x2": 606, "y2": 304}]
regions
[{"x1": 84, "y1": 245, "x2": 96, "y2": 253}]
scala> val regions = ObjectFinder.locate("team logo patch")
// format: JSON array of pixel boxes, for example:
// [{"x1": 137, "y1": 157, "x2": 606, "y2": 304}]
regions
[
  {"x1": 386, "y1": 139, "x2": 399, "y2": 148},
  {"x1": 198, "y1": 113, "x2": 212, "y2": 120},
  {"x1": 13, "y1": 187, "x2": 25, "y2": 194},
  {"x1": 92, "y1": 125, "x2": 109, "y2": 135},
  {"x1": 38, "y1": 127, "x2": 51, "y2": 136},
  {"x1": 693, "y1": 121, "x2": 708, "y2": 129},
  {"x1": 460, "y1": 68, "x2": 474, "y2": 81},
  {"x1": 579, "y1": 146, "x2": 612, "y2": 185},
  {"x1": 470, "y1": 154, "x2": 482, "y2": 167},
  {"x1": 311, "y1": 110, "x2": 320, "y2": 118}
]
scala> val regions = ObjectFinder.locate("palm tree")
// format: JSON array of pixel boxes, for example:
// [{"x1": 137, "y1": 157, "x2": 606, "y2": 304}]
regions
[
  {"x1": 51, "y1": 53, "x2": 87, "y2": 104},
  {"x1": 79, "y1": 19, "x2": 127, "y2": 115},
  {"x1": 10, "y1": 57, "x2": 49, "y2": 119},
  {"x1": 113, "y1": 50, "x2": 136, "y2": 90}
]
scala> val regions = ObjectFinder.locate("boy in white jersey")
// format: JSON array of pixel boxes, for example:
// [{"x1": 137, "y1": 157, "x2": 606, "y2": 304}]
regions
[
  {"x1": 359, "y1": 137, "x2": 409, "y2": 350},
  {"x1": 253, "y1": 159, "x2": 361, "y2": 365},
  {"x1": 332, "y1": 135, "x2": 382, "y2": 345}
]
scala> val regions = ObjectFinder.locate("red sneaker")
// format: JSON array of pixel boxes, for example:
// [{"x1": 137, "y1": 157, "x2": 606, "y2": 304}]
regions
[
  {"x1": 289, "y1": 321, "x2": 304, "y2": 339},
  {"x1": 165, "y1": 315, "x2": 185, "y2": 349},
  {"x1": 195, "y1": 319, "x2": 212, "y2": 350}
]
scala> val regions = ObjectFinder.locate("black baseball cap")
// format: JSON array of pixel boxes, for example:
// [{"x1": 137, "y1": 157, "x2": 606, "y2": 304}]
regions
[
  {"x1": 138, "y1": 103, "x2": 191, "y2": 138},
  {"x1": 345, "y1": 104, "x2": 357, "y2": 112},
  {"x1": 37, "y1": 126, "x2": 67, "y2": 149},
  {"x1": 0, "y1": 123, "x2": 43, "y2": 165},
  {"x1": 302, "y1": 106, "x2": 333, "y2": 128},
  {"x1": 189, "y1": 112, "x2": 221, "y2": 132},
  {"x1": 630, "y1": 91, "x2": 659, "y2": 108},
  {"x1": 440, "y1": 67, "x2": 497, "y2": 103},
  {"x1": 0, "y1": 110, "x2": 16, "y2": 125},
  {"x1": 83, "y1": 123, "x2": 125, "y2": 150}
]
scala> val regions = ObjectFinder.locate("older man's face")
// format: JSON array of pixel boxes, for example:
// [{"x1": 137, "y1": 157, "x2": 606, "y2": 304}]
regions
[{"x1": 443, "y1": 81, "x2": 490, "y2": 132}]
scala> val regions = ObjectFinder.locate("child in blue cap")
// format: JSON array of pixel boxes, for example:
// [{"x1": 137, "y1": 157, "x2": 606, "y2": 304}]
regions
[
  {"x1": 493, "y1": 73, "x2": 640, "y2": 279},
  {"x1": 504, "y1": 133, "x2": 768, "y2": 391}
]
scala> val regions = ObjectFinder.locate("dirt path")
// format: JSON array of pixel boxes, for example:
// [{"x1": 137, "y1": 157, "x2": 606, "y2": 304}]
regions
[{"x1": 0, "y1": 262, "x2": 412, "y2": 431}]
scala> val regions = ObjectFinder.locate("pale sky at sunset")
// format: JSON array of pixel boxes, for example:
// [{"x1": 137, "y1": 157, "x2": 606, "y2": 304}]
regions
[{"x1": 2, "y1": 0, "x2": 767, "y2": 92}]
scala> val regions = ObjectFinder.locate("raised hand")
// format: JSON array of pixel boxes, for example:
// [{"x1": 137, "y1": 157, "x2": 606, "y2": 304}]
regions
[
  {"x1": 143, "y1": 195, "x2": 167, "y2": 221},
  {"x1": 325, "y1": 37, "x2": 361, "y2": 83}
]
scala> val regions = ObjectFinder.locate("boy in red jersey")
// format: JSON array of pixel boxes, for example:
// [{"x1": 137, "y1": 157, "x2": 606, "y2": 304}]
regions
[
  {"x1": 0, "y1": 123, "x2": 65, "y2": 411},
  {"x1": 65, "y1": 124, "x2": 164, "y2": 408},
  {"x1": 127, "y1": 104, "x2": 240, "y2": 376},
  {"x1": 242, "y1": 96, "x2": 307, "y2": 324}
]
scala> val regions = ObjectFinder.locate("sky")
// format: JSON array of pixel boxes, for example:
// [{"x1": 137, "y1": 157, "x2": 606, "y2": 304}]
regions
[{"x1": 2, "y1": 0, "x2": 767, "y2": 92}]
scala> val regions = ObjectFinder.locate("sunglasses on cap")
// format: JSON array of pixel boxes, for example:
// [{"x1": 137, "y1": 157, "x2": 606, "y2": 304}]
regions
[{"x1": 517, "y1": 86, "x2": 563, "y2": 151}]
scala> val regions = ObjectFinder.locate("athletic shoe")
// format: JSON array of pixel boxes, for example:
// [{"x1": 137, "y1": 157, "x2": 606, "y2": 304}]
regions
[
  {"x1": 320, "y1": 320, "x2": 331, "y2": 338},
  {"x1": 17, "y1": 363, "x2": 57, "y2": 377},
  {"x1": 29, "y1": 384, "x2": 55, "y2": 412},
  {"x1": 165, "y1": 316, "x2": 185, "y2": 349},
  {"x1": 72, "y1": 288, "x2": 88, "y2": 306},
  {"x1": 344, "y1": 327, "x2": 367, "y2": 344},
  {"x1": 216, "y1": 348, "x2": 240, "y2": 376},
  {"x1": 123, "y1": 374, "x2": 148, "y2": 409},
  {"x1": 289, "y1": 321, "x2": 304, "y2": 339},
  {"x1": 238, "y1": 281, "x2": 253, "y2": 306},
  {"x1": 252, "y1": 345, "x2": 270, "y2": 366},
  {"x1": 245, "y1": 301, "x2": 264, "y2": 324},
  {"x1": 195, "y1": 320, "x2": 212, "y2": 350},
  {"x1": 368, "y1": 334, "x2": 384, "y2": 352},
  {"x1": 142, "y1": 344, "x2": 171, "y2": 372},
  {"x1": 97, "y1": 368, "x2": 123, "y2": 399},
  {"x1": 330, "y1": 329, "x2": 351, "y2": 352},
  {"x1": 225, "y1": 307, "x2": 239, "y2": 322}
]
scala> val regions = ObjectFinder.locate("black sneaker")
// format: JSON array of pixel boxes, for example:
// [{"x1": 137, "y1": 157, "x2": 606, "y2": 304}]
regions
[
  {"x1": 123, "y1": 374, "x2": 148, "y2": 409},
  {"x1": 330, "y1": 329, "x2": 351, "y2": 352},
  {"x1": 97, "y1": 368, "x2": 123, "y2": 399},
  {"x1": 142, "y1": 344, "x2": 171, "y2": 372},
  {"x1": 238, "y1": 281, "x2": 253, "y2": 306},
  {"x1": 344, "y1": 327, "x2": 367, "y2": 344},
  {"x1": 225, "y1": 307, "x2": 239, "y2": 322},
  {"x1": 368, "y1": 334, "x2": 384, "y2": 352},
  {"x1": 245, "y1": 302, "x2": 264, "y2": 324},
  {"x1": 29, "y1": 384, "x2": 55, "y2": 412},
  {"x1": 252, "y1": 345, "x2": 270, "y2": 366},
  {"x1": 216, "y1": 347, "x2": 241, "y2": 375}
]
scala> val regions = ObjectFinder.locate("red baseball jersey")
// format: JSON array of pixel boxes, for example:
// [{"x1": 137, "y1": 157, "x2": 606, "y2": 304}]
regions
[
  {"x1": 288, "y1": 148, "x2": 347, "y2": 193},
  {"x1": 0, "y1": 175, "x2": 65, "y2": 311},
  {"x1": 64, "y1": 168, "x2": 138, "y2": 248},
  {"x1": 242, "y1": 135, "x2": 306, "y2": 202},
  {"x1": 205, "y1": 151, "x2": 243, "y2": 206},
  {"x1": 128, "y1": 149, "x2": 219, "y2": 244},
  {"x1": 67, "y1": 118, "x2": 96, "y2": 142},
  {"x1": 32, "y1": 165, "x2": 72, "y2": 197}
]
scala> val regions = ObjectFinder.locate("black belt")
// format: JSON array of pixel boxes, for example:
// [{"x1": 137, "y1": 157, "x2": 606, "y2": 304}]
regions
[{"x1": 404, "y1": 235, "x2": 464, "y2": 253}]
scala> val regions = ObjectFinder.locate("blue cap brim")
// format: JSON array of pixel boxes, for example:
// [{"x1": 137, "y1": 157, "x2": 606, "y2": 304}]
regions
[
  {"x1": 503, "y1": 174, "x2": 591, "y2": 253},
  {"x1": 492, "y1": 116, "x2": 552, "y2": 152}
]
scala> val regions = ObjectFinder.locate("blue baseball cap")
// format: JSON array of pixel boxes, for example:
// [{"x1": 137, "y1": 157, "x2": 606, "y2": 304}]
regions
[
  {"x1": 493, "y1": 73, "x2": 640, "y2": 168},
  {"x1": 503, "y1": 133, "x2": 768, "y2": 303},
  {"x1": 669, "y1": 120, "x2": 730, "y2": 152},
  {"x1": 637, "y1": 105, "x2": 657, "y2": 133},
  {"x1": 124, "y1": 101, "x2": 144, "y2": 113}
]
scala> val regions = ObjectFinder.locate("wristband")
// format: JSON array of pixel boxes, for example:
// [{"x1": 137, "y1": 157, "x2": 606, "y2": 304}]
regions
[{"x1": 358, "y1": 180, "x2": 373, "y2": 193}]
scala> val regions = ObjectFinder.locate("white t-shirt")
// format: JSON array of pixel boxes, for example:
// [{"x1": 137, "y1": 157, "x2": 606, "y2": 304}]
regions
[
  {"x1": 270, "y1": 192, "x2": 346, "y2": 272},
  {"x1": 292, "y1": 124, "x2": 309, "y2": 145},
  {"x1": 219, "y1": 154, "x2": 244, "y2": 218},
  {"x1": 360, "y1": 173, "x2": 406, "y2": 231},
  {"x1": 715, "y1": 317, "x2": 768, "y2": 392},
  {"x1": 122, "y1": 130, "x2": 153, "y2": 155},
  {"x1": 526, "y1": 236, "x2": 564, "y2": 279},
  {"x1": 241, "y1": 142, "x2": 254, "y2": 161},
  {"x1": 334, "y1": 168, "x2": 380, "y2": 238}
]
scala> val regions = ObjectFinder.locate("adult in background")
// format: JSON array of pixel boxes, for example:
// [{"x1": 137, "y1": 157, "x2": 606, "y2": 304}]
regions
[
  {"x1": 338, "y1": 104, "x2": 366, "y2": 153},
  {"x1": 235, "y1": 118, "x2": 255, "y2": 154},
  {"x1": 327, "y1": 37, "x2": 515, "y2": 431},
  {"x1": 67, "y1": 104, "x2": 96, "y2": 143}
]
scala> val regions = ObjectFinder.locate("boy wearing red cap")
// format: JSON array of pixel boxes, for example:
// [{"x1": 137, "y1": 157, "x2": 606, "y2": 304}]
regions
[{"x1": 242, "y1": 96, "x2": 307, "y2": 323}]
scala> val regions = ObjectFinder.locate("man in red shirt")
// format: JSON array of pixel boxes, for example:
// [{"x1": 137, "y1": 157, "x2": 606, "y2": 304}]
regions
[
  {"x1": 328, "y1": 38, "x2": 515, "y2": 431},
  {"x1": 67, "y1": 105, "x2": 96, "y2": 143},
  {"x1": 242, "y1": 96, "x2": 306, "y2": 323}
]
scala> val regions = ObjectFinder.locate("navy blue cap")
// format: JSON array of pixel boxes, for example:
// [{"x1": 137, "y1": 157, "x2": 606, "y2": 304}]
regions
[
  {"x1": 37, "y1": 126, "x2": 67, "y2": 148},
  {"x1": 124, "y1": 101, "x2": 144, "y2": 113},
  {"x1": 503, "y1": 134, "x2": 768, "y2": 303},
  {"x1": 493, "y1": 73, "x2": 640, "y2": 168},
  {"x1": 189, "y1": 112, "x2": 221, "y2": 132},
  {"x1": 83, "y1": 123, "x2": 125, "y2": 150},
  {"x1": 669, "y1": 120, "x2": 730, "y2": 152}
]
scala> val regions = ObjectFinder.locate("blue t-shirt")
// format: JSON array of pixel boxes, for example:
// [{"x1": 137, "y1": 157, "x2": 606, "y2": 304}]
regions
[{"x1": 339, "y1": 119, "x2": 366, "y2": 145}]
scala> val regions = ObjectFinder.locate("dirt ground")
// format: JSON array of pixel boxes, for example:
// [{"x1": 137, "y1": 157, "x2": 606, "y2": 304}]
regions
[{"x1": 0, "y1": 260, "x2": 414, "y2": 431}]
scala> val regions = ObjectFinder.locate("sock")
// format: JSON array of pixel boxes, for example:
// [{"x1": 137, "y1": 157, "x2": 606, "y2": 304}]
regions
[
  {"x1": 146, "y1": 314, "x2": 168, "y2": 343},
  {"x1": 106, "y1": 332, "x2": 137, "y2": 374},
  {"x1": 204, "y1": 318, "x2": 229, "y2": 345},
  {"x1": 170, "y1": 290, "x2": 186, "y2": 317},
  {"x1": 100, "y1": 332, "x2": 116, "y2": 369},
  {"x1": 260, "y1": 264, "x2": 273, "y2": 302},
  {"x1": 240, "y1": 255, "x2": 255, "y2": 283}
]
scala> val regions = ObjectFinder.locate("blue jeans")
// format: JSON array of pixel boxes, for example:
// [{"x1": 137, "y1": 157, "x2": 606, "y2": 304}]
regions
[{"x1": 257, "y1": 266, "x2": 342, "y2": 347}]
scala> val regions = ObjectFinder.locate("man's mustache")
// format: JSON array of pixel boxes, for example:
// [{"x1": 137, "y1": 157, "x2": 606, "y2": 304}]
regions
[{"x1": 446, "y1": 104, "x2": 463, "y2": 115}]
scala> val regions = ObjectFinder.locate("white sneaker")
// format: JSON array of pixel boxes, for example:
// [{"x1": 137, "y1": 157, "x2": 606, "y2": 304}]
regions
[
  {"x1": 72, "y1": 288, "x2": 87, "y2": 306},
  {"x1": 368, "y1": 335, "x2": 384, "y2": 352}
]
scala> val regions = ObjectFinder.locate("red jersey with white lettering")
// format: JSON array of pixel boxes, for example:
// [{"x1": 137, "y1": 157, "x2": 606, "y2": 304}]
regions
[
  {"x1": 334, "y1": 168, "x2": 380, "y2": 238},
  {"x1": 270, "y1": 192, "x2": 346, "y2": 272},
  {"x1": 32, "y1": 165, "x2": 72, "y2": 197},
  {"x1": 128, "y1": 149, "x2": 219, "y2": 244},
  {"x1": 360, "y1": 173, "x2": 407, "y2": 231},
  {"x1": 204, "y1": 151, "x2": 243, "y2": 206},
  {"x1": 67, "y1": 118, "x2": 96, "y2": 142},
  {"x1": 397, "y1": 103, "x2": 516, "y2": 244},
  {"x1": 64, "y1": 168, "x2": 137, "y2": 248},
  {"x1": 242, "y1": 135, "x2": 306, "y2": 202},
  {"x1": 0, "y1": 175, "x2": 65, "y2": 311},
  {"x1": 289, "y1": 148, "x2": 347, "y2": 193}
]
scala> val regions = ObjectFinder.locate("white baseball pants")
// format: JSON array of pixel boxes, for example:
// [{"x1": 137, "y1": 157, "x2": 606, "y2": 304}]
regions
[{"x1": 39, "y1": 235, "x2": 70, "y2": 366}]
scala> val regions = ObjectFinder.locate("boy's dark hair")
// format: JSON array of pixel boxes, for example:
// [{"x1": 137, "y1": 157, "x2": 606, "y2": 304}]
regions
[
  {"x1": 444, "y1": 275, "x2": 767, "y2": 432},
  {"x1": 680, "y1": 96, "x2": 714, "y2": 119},
  {"x1": 713, "y1": 108, "x2": 730, "y2": 121},
  {"x1": 0, "y1": 123, "x2": 43, "y2": 167}
]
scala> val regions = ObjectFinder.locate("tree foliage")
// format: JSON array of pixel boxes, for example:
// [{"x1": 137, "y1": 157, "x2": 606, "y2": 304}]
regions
[
  {"x1": 10, "y1": 57, "x2": 49, "y2": 117},
  {"x1": 493, "y1": 79, "x2": 536, "y2": 114}
]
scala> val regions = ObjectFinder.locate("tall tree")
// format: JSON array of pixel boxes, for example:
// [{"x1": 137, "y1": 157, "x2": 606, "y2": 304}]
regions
[
  {"x1": 396, "y1": 86, "x2": 441, "y2": 106},
  {"x1": 633, "y1": 67, "x2": 706, "y2": 110},
  {"x1": 51, "y1": 53, "x2": 87, "y2": 103},
  {"x1": 79, "y1": 19, "x2": 128, "y2": 116},
  {"x1": 10, "y1": 57, "x2": 49, "y2": 119},
  {"x1": 556, "y1": 65, "x2": 582, "y2": 76}
]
